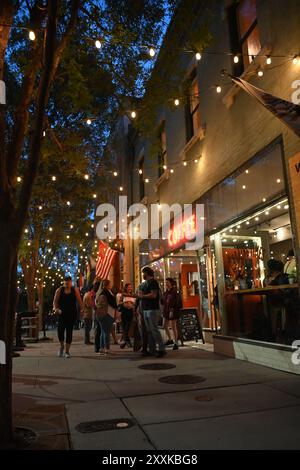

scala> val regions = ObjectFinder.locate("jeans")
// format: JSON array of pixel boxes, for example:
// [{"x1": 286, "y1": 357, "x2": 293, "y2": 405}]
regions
[
  {"x1": 84, "y1": 318, "x2": 93, "y2": 344},
  {"x1": 121, "y1": 308, "x2": 133, "y2": 342},
  {"x1": 94, "y1": 319, "x2": 101, "y2": 352},
  {"x1": 96, "y1": 315, "x2": 114, "y2": 350},
  {"x1": 143, "y1": 309, "x2": 165, "y2": 354}
]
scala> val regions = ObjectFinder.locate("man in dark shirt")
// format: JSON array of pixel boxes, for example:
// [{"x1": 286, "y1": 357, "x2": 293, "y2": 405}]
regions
[{"x1": 138, "y1": 267, "x2": 166, "y2": 357}]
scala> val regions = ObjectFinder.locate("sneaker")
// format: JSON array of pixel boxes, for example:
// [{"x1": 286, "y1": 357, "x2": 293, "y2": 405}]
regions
[
  {"x1": 164, "y1": 340, "x2": 174, "y2": 346},
  {"x1": 173, "y1": 343, "x2": 179, "y2": 350},
  {"x1": 120, "y1": 341, "x2": 126, "y2": 349},
  {"x1": 156, "y1": 350, "x2": 167, "y2": 358},
  {"x1": 64, "y1": 352, "x2": 71, "y2": 358},
  {"x1": 58, "y1": 347, "x2": 64, "y2": 357}
]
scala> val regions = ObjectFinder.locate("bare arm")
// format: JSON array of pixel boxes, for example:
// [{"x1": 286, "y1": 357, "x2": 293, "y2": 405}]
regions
[
  {"x1": 53, "y1": 288, "x2": 61, "y2": 311},
  {"x1": 75, "y1": 287, "x2": 83, "y2": 308}
]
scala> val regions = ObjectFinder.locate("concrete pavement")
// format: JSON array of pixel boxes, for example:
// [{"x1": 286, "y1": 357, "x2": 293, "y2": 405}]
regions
[{"x1": 12, "y1": 329, "x2": 300, "y2": 450}]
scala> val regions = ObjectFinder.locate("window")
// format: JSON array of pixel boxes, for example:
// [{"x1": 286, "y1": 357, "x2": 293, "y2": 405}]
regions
[
  {"x1": 158, "y1": 121, "x2": 167, "y2": 178},
  {"x1": 139, "y1": 157, "x2": 145, "y2": 200},
  {"x1": 185, "y1": 71, "x2": 201, "y2": 143},
  {"x1": 237, "y1": 0, "x2": 261, "y2": 68}
]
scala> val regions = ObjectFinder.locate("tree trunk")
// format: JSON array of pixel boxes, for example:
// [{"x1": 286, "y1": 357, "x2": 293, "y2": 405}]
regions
[{"x1": 0, "y1": 229, "x2": 18, "y2": 447}]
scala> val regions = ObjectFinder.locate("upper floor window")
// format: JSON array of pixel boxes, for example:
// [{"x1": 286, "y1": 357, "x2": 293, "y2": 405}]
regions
[
  {"x1": 185, "y1": 70, "x2": 200, "y2": 143},
  {"x1": 237, "y1": 0, "x2": 261, "y2": 68},
  {"x1": 158, "y1": 121, "x2": 167, "y2": 178}
]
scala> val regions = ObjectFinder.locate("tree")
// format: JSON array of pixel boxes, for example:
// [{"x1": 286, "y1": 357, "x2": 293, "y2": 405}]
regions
[{"x1": 0, "y1": 0, "x2": 177, "y2": 445}]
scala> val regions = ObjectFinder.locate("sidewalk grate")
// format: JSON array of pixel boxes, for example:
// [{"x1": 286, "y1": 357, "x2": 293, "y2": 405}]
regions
[
  {"x1": 138, "y1": 363, "x2": 176, "y2": 370},
  {"x1": 75, "y1": 418, "x2": 135, "y2": 433},
  {"x1": 159, "y1": 374, "x2": 206, "y2": 384}
]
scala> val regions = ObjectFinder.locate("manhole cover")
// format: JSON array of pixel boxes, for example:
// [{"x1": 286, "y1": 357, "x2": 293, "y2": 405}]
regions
[
  {"x1": 195, "y1": 395, "x2": 212, "y2": 402},
  {"x1": 14, "y1": 427, "x2": 37, "y2": 447},
  {"x1": 159, "y1": 374, "x2": 206, "y2": 384},
  {"x1": 75, "y1": 419, "x2": 135, "y2": 433},
  {"x1": 138, "y1": 363, "x2": 176, "y2": 370}
]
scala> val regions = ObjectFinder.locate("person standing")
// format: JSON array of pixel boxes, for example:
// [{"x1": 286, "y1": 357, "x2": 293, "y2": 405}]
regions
[
  {"x1": 82, "y1": 282, "x2": 100, "y2": 345},
  {"x1": 117, "y1": 283, "x2": 136, "y2": 349},
  {"x1": 95, "y1": 279, "x2": 117, "y2": 355},
  {"x1": 53, "y1": 276, "x2": 83, "y2": 358},
  {"x1": 161, "y1": 278, "x2": 181, "y2": 350},
  {"x1": 138, "y1": 267, "x2": 166, "y2": 358}
]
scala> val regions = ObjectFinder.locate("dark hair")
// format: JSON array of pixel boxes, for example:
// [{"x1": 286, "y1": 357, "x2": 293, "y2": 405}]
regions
[
  {"x1": 124, "y1": 283, "x2": 132, "y2": 292},
  {"x1": 102, "y1": 279, "x2": 110, "y2": 288},
  {"x1": 64, "y1": 276, "x2": 72, "y2": 281},
  {"x1": 267, "y1": 259, "x2": 284, "y2": 273},
  {"x1": 93, "y1": 281, "x2": 100, "y2": 290},
  {"x1": 166, "y1": 277, "x2": 176, "y2": 288},
  {"x1": 142, "y1": 267, "x2": 154, "y2": 277},
  {"x1": 287, "y1": 249, "x2": 294, "y2": 258}
]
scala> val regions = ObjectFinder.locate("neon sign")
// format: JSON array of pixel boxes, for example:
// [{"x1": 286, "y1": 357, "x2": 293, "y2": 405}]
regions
[{"x1": 168, "y1": 214, "x2": 196, "y2": 248}]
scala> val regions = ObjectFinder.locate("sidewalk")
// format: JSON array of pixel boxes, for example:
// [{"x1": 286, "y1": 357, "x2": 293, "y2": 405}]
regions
[{"x1": 12, "y1": 329, "x2": 300, "y2": 450}]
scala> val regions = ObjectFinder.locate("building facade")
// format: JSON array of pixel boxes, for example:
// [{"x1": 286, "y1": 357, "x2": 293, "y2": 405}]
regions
[{"x1": 106, "y1": 0, "x2": 300, "y2": 373}]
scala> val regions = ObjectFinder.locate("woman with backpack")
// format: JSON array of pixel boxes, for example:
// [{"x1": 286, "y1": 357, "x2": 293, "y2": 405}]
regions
[
  {"x1": 161, "y1": 278, "x2": 182, "y2": 350},
  {"x1": 95, "y1": 279, "x2": 117, "y2": 355}
]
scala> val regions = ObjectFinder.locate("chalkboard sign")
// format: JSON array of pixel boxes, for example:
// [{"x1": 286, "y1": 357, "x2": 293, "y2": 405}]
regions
[{"x1": 178, "y1": 308, "x2": 205, "y2": 344}]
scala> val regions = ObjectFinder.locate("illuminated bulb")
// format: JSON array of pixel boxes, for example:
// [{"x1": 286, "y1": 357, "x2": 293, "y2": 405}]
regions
[
  {"x1": 183, "y1": 161, "x2": 187, "y2": 166},
  {"x1": 195, "y1": 52, "x2": 202, "y2": 61},
  {"x1": 70, "y1": 224, "x2": 73, "y2": 229},
  {"x1": 163, "y1": 165, "x2": 167, "y2": 170},
  {"x1": 139, "y1": 169, "x2": 143, "y2": 175},
  {"x1": 84, "y1": 174, "x2": 89, "y2": 180},
  {"x1": 85, "y1": 232, "x2": 89, "y2": 237},
  {"x1": 216, "y1": 86, "x2": 222, "y2": 94},
  {"x1": 119, "y1": 186, "x2": 123, "y2": 191},
  {"x1": 66, "y1": 201, "x2": 71, "y2": 206},
  {"x1": 262, "y1": 198, "x2": 266, "y2": 202},
  {"x1": 131, "y1": 111, "x2": 136, "y2": 119},
  {"x1": 266, "y1": 57, "x2": 272, "y2": 65},
  {"x1": 293, "y1": 55, "x2": 299, "y2": 65},
  {"x1": 29, "y1": 30, "x2": 35, "y2": 41},
  {"x1": 49, "y1": 227, "x2": 53, "y2": 232},
  {"x1": 95, "y1": 40, "x2": 101, "y2": 49},
  {"x1": 233, "y1": 55, "x2": 239, "y2": 63},
  {"x1": 257, "y1": 70, "x2": 264, "y2": 77},
  {"x1": 149, "y1": 47, "x2": 155, "y2": 57},
  {"x1": 51, "y1": 176, "x2": 56, "y2": 181},
  {"x1": 43, "y1": 130, "x2": 46, "y2": 137},
  {"x1": 242, "y1": 185, "x2": 246, "y2": 189},
  {"x1": 24, "y1": 228, "x2": 29, "y2": 233},
  {"x1": 145, "y1": 178, "x2": 149, "y2": 183},
  {"x1": 93, "y1": 194, "x2": 97, "y2": 199},
  {"x1": 113, "y1": 171, "x2": 118, "y2": 176},
  {"x1": 174, "y1": 99, "x2": 180, "y2": 106},
  {"x1": 276, "y1": 178, "x2": 281, "y2": 183},
  {"x1": 38, "y1": 205, "x2": 42, "y2": 210},
  {"x1": 86, "y1": 119, "x2": 92, "y2": 125},
  {"x1": 17, "y1": 176, "x2": 22, "y2": 182},
  {"x1": 284, "y1": 204, "x2": 289, "y2": 210}
]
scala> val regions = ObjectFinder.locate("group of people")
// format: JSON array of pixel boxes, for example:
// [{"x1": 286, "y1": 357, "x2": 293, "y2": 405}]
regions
[{"x1": 53, "y1": 267, "x2": 182, "y2": 359}]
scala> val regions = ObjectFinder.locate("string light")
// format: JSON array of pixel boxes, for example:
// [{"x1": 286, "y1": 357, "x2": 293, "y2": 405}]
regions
[
  {"x1": 51, "y1": 176, "x2": 56, "y2": 181},
  {"x1": 138, "y1": 169, "x2": 143, "y2": 175},
  {"x1": 174, "y1": 99, "x2": 180, "y2": 106},
  {"x1": 183, "y1": 161, "x2": 187, "y2": 166},
  {"x1": 145, "y1": 178, "x2": 149, "y2": 183},
  {"x1": 195, "y1": 52, "x2": 202, "y2": 61},
  {"x1": 257, "y1": 70, "x2": 264, "y2": 77},
  {"x1": 17, "y1": 176, "x2": 22, "y2": 182},
  {"x1": 86, "y1": 118, "x2": 92, "y2": 125},
  {"x1": 293, "y1": 55, "x2": 299, "y2": 64},
  {"x1": 93, "y1": 193, "x2": 97, "y2": 198},
  {"x1": 66, "y1": 201, "x2": 71, "y2": 206},
  {"x1": 28, "y1": 30, "x2": 35, "y2": 41},
  {"x1": 95, "y1": 40, "x2": 101, "y2": 49},
  {"x1": 131, "y1": 111, "x2": 136, "y2": 119},
  {"x1": 216, "y1": 86, "x2": 222, "y2": 93},
  {"x1": 119, "y1": 186, "x2": 124, "y2": 191},
  {"x1": 149, "y1": 47, "x2": 155, "y2": 57},
  {"x1": 266, "y1": 56, "x2": 272, "y2": 65},
  {"x1": 113, "y1": 171, "x2": 118, "y2": 176},
  {"x1": 233, "y1": 55, "x2": 239, "y2": 63},
  {"x1": 84, "y1": 174, "x2": 89, "y2": 180}
]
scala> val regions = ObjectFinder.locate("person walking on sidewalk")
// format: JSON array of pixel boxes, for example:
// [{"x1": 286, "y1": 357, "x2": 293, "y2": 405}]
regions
[
  {"x1": 138, "y1": 267, "x2": 166, "y2": 358},
  {"x1": 53, "y1": 276, "x2": 83, "y2": 358},
  {"x1": 82, "y1": 282, "x2": 100, "y2": 345},
  {"x1": 95, "y1": 279, "x2": 117, "y2": 355},
  {"x1": 117, "y1": 283, "x2": 136, "y2": 349},
  {"x1": 161, "y1": 278, "x2": 181, "y2": 350}
]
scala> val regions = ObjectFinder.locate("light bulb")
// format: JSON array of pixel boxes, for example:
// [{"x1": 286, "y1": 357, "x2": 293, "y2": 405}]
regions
[
  {"x1": 51, "y1": 176, "x2": 56, "y2": 181},
  {"x1": 145, "y1": 178, "x2": 149, "y2": 183},
  {"x1": 84, "y1": 174, "x2": 89, "y2": 180},
  {"x1": 119, "y1": 186, "x2": 123, "y2": 191},
  {"x1": 170, "y1": 169, "x2": 174, "y2": 173},
  {"x1": 183, "y1": 161, "x2": 187, "y2": 166},
  {"x1": 163, "y1": 165, "x2": 167, "y2": 170},
  {"x1": 195, "y1": 52, "x2": 202, "y2": 61},
  {"x1": 233, "y1": 55, "x2": 239, "y2": 63},
  {"x1": 139, "y1": 169, "x2": 143, "y2": 175},
  {"x1": 17, "y1": 176, "x2": 22, "y2": 182},
  {"x1": 95, "y1": 40, "x2": 101, "y2": 49},
  {"x1": 93, "y1": 194, "x2": 97, "y2": 199},
  {"x1": 216, "y1": 86, "x2": 222, "y2": 94},
  {"x1": 113, "y1": 171, "x2": 118, "y2": 176},
  {"x1": 66, "y1": 201, "x2": 71, "y2": 206},
  {"x1": 86, "y1": 119, "x2": 92, "y2": 125},
  {"x1": 29, "y1": 30, "x2": 35, "y2": 41},
  {"x1": 174, "y1": 99, "x2": 180, "y2": 106},
  {"x1": 266, "y1": 57, "x2": 272, "y2": 65},
  {"x1": 131, "y1": 111, "x2": 136, "y2": 119},
  {"x1": 293, "y1": 55, "x2": 299, "y2": 65},
  {"x1": 257, "y1": 70, "x2": 264, "y2": 77},
  {"x1": 149, "y1": 47, "x2": 155, "y2": 57}
]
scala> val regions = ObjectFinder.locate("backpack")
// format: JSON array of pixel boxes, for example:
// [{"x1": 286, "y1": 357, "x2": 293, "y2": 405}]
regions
[{"x1": 95, "y1": 293, "x2": 108, "y2": 319}]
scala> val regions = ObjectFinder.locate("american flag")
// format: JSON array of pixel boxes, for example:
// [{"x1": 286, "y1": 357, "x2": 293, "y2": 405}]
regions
[{"x1": 96, "y1": 240, "x2": 117, "y2": 279}]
